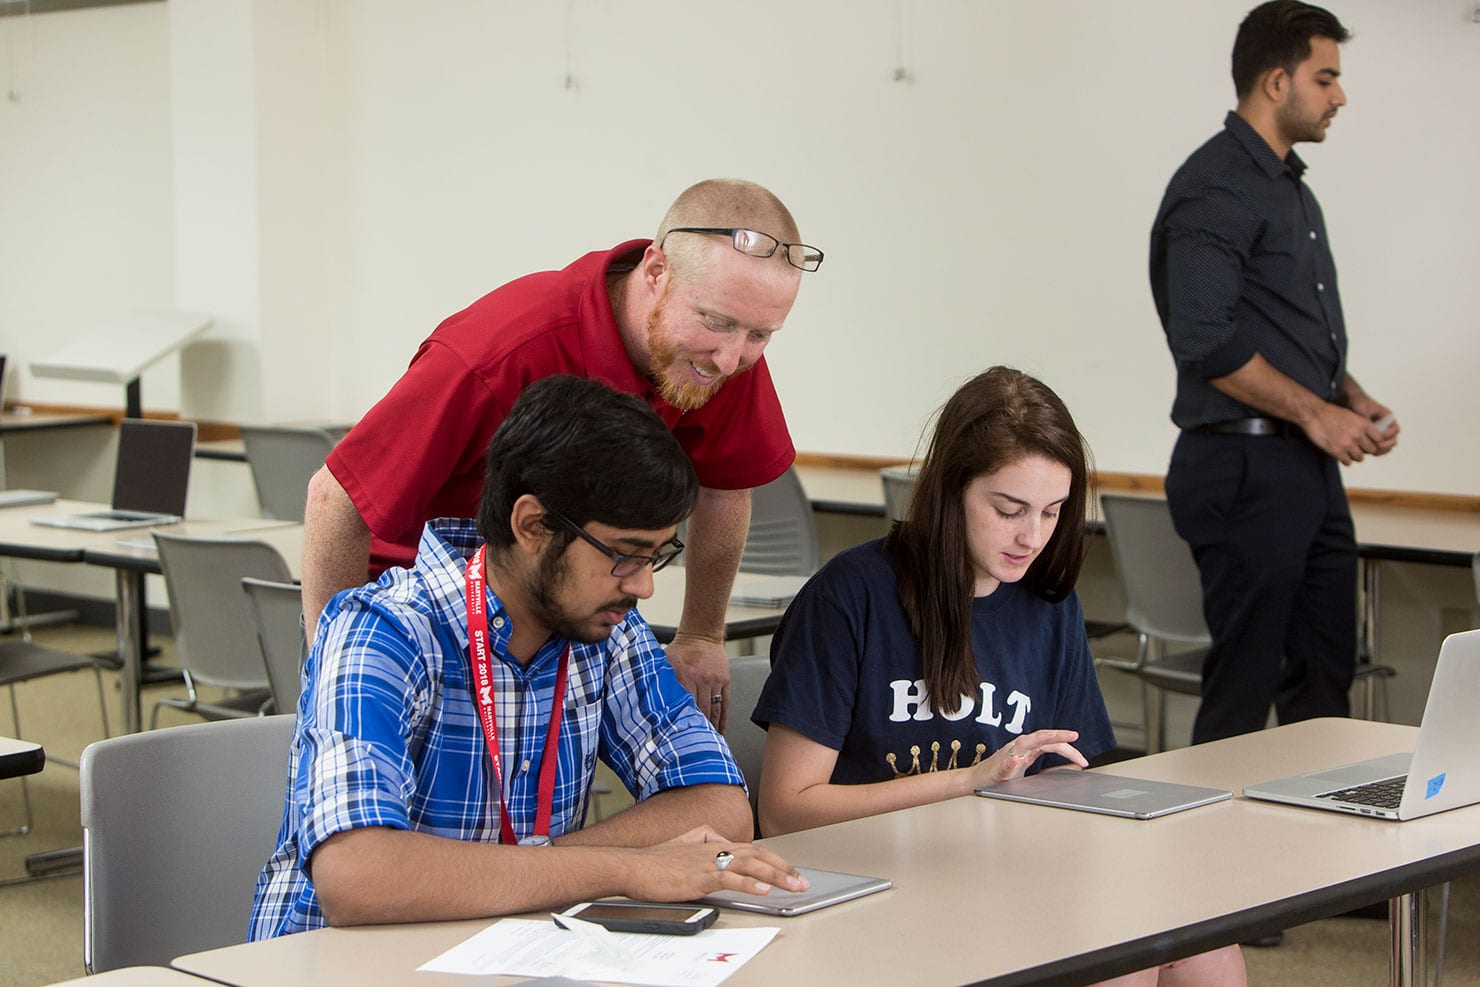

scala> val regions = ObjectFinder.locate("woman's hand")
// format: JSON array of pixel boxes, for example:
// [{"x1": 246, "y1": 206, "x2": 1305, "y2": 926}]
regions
[{"x1": 969, "y1": 729, "x2": 1086, "y2": 788}]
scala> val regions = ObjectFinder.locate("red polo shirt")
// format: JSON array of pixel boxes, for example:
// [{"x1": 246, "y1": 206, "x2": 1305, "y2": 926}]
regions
[{"x1": 327, "y1": 240, "x2": 795, "y2": 575}]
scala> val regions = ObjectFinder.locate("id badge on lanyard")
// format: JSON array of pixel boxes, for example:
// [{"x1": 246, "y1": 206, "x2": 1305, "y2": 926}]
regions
[{"x1": 466, "y1": 544, "x2": 570, "y2": 846}]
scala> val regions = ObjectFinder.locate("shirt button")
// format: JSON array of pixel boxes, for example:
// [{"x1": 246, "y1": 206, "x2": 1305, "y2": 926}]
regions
[
  {"x1": 492, "y1": 616, "x2": 505, "y2": 629},
  {"x1": 1316, "y1": 283, "x2": 1325, "y2": 292},
  {"x1": 521, "y1": 759, "x2": 531, "y2": 772},
  {"x1": 1309, "y1": 230, "x2": 1318, "y2": 239}
]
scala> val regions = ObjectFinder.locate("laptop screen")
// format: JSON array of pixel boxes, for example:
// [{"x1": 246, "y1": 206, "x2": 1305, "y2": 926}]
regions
[{"x1": 112, "y1": 419, "x2": 197, "y2": 516}]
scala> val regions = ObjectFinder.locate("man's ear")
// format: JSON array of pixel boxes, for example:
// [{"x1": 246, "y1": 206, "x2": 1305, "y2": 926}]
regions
[
  {"x1": 1261, "y1": 66, "x2": 1290, "y2": 104},
  {"x1": 638, "y1": 243, "x2": 669, "y2": 295},
  {"x1": 508, "y1": 494, "x2": 553, "y2": 558}
]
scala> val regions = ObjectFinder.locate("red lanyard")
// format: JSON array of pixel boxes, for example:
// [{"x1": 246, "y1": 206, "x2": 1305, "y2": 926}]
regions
[{"x1": 466, "y1": 545, "x2": 570, "y2": 845}]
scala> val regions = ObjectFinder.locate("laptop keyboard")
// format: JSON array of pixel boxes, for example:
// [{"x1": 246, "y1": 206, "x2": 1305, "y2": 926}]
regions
[{"x1": 1319, "y1": 776, "x2": 1407, "y2": 809}]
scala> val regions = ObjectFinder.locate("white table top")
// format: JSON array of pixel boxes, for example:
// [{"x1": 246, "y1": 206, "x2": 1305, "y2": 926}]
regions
[
  {"x1": 172, "y1": 718, "x2": 1477, "y2": 987},
  {"x1": 0, "y1": 735, "x2": 44, "y2": 780},
  {"x1": 44, "y1": 966, "x2": 213, "y2": 986}
]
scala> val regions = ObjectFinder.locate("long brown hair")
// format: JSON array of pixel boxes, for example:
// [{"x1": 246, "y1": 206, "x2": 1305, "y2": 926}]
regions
[{"x1": 884, "y1": 367, "x2": 1093, "y2": 714}]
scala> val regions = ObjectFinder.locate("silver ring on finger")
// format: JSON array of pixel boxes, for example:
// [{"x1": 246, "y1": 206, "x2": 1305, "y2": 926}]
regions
[{"x1": 714, "y1": 851, "x2": 735, "y2": 872}]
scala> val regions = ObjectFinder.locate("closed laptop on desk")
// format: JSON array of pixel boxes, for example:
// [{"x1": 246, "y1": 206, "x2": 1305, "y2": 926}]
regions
[
  {"x1": 30, "y1": 419, "x2": 196, "y2": 532},
  {"x1": 1244, "y1": 629, "x2": 1480, "y2": 821},
  {"x1": 976, "y1": 769, "x2": 1232, "y2": 819}
]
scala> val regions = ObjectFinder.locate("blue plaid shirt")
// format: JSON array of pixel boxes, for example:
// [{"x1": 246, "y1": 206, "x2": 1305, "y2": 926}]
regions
[{"x1": 248, "y1": 519, "x2": 743, "y2": 939}]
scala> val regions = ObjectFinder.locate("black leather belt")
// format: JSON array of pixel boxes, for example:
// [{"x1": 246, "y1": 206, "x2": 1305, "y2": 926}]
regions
[{"x1": 1193, "y1": 417, "x2": 1294, "y2": 437}]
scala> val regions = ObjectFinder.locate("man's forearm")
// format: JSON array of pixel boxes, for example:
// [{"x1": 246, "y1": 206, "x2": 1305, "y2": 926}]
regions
[
  {"x1": 676, "y1": 487, "x2": 750, "y2": 640},
  {"x1": 1210, "y1": 354, "x2": 1388, "y2": 465},
  {"x1": 1208, "y1": 352, "x2": 1330, "y2": 428},
  {"x1": 557, "y1": 784, "x2": 753, "y2": 848},
  {"x1": 301, "y1": 466, "x2": 374, "y2": 641},
  {"x1": 311, "y1": 827, "x2": 643, "y2": 926}
]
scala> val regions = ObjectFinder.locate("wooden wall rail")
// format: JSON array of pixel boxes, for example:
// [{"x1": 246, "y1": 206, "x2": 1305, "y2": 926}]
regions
[{"x1": 7, "y1": 403, "x2": 1474, "y2": 514}]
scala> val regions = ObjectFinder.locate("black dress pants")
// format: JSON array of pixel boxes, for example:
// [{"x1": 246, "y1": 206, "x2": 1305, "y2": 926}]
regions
[{"x1": 1165, "y1": 430, "x2": 1357, "y2": 745}]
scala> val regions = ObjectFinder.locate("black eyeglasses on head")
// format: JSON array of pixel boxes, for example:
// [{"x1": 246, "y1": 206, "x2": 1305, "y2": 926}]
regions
[{"x1": 658, "y1": 227, "x2": 824, "y2": 272}]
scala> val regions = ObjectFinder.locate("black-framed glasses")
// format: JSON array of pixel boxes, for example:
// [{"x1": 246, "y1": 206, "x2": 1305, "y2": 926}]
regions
[
  {"x1": 543, "y1": 507, "x2": 685, "y2": 578},
  {"x1": 658, "y1": 227, "x2": 824, "y2": 272}
]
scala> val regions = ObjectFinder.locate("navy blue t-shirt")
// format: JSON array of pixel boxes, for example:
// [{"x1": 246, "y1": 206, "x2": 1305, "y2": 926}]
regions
[{"x1": 753, "y1": 539, "x2": 1115, "y2": 785}]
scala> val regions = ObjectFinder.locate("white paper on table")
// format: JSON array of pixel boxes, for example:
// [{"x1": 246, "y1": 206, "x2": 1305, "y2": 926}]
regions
[{"x1": 417, "y1": 918, "x2": 779, "y2": 987}]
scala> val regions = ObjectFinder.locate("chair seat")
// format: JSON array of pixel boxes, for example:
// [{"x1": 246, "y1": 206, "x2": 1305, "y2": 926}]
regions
[
  {"x1": 154, "y1": 689, "x2": 272, "y2": 723},
  {"x1": 1135, "y1": 648, "x2": 1206, "y2": 696},
  {"x1": 0, "y1": 640, "x2": 98, "y2": 686}
]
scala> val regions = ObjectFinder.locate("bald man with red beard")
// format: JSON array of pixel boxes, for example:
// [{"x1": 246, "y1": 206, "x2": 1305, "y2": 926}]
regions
[{"x1": 303, "y1": 179, "x2": 822, "y2": 730}]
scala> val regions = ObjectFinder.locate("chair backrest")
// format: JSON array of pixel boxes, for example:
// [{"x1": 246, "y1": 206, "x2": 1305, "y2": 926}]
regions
[
  {"x1": 880, "y1": 464, "x2": 918, "y2": 523},
  {"x1": 241, "y1": 577, "x2": 306, "y2": 714},
  {"x1": 80, "y1": 714, "x2": 295, "y2": 972},
  {"x1": 238, "y1": 425, "x2": 339, "y2": 521},
  {"x1": 724, "y1": 655, "x2": 772, "y2": 810},
  {"x1": 738, "y1": 467, "x2": 819, "y2": 576},
  {"x1": 153, "y1": 532, "x2": 292, "y2": 691},
  {"x1": 1100, "y1": 494, "x2": 1211, "y2": 649}
]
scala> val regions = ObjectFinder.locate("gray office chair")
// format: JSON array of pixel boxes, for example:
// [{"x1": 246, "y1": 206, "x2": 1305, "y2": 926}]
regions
[
  {"x1": 238, "y1": 424, "x2": 340, "y2": 521},
  {"x1": 79, "y1": 714, "x2": 295, "y2": 972},
  {"x1": 1101, "y1": 493, "x2": 1394, "y2": 752},
  {"x1": 241, "y1": 576, "x2": 305, "y2": 716},
  {"x1": 879, "y1": 464, "x2": 918, "y2": 523},
  {"x1": 724, "y1": 655, "x2": 771, "y2": 836},
  {"x1": 151, "y1": 532, "x2": 290, "y2": 726},
  {"x1": 738, "y1": 467, "x2": 819, "y2": 576},
  {"x1": 0, "y1": 598, "x2": 110, "y2": 844}
]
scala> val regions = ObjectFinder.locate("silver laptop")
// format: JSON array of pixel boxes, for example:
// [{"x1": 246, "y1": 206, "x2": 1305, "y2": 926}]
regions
[
  {"x1": 976, "y1": 769, "x2": 1233, "y2": 819},
  {"x1": 31, "y1": 419, "x2": 196, "y2": 532},
  {"x1": 698, "y1": 867, "x2": 890, "y2": 916},
  {"x1": 728, "y1": 574, "x2": 810, "y2": 608},
  {"x1": 1244, "y1": 629, "x2": 1480, "y2": 821}
]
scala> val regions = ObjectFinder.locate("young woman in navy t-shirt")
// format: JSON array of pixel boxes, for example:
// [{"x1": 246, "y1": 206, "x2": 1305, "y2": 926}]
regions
[{"x1": 752, "y1": 366, "x2": 1246, "y2": 986}]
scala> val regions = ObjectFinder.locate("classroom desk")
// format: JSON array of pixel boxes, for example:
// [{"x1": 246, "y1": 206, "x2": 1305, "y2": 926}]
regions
[
  {"x1": 104, "y1": 520, "x2": 791, "y2": 647},
  {"x1": 794, "y1": 462, "x2": 1480, "y2": 671},
  {"x1": 0, "y1": 411, "x2": 113, "y2": 434},
  {"x1": 0, "y1": 735, "x2": 44, "y2": 780},
  {"x1": 194, "y1": 438, "x2": 249, "y2": 462},
  {"x1": 0, "y1": 499, "x2": 298, "y2": 733},
  {"x1": 172, "y1": 718, "x2": 1463, "y2": 987},
  {"x1": 42, "y1": 967, "x2": 214, "y2": 987}
]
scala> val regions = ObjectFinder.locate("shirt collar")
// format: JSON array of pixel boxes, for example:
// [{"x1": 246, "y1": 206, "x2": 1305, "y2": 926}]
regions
[
  {"x1": 415, "y1": 518, "x2": 577, "y2": 671},
  {"x1": 1223, "y1": 110, "x2": 1307, "y2": 180}
]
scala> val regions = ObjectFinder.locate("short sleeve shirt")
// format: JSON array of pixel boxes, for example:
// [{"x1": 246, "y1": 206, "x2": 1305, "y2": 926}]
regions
[
  {"x1": 753, "y1": 540, "x2": 1115, "y2": 784},
  {"x1": 328, "y1": 241, "x2": 795, "y2": 574}
]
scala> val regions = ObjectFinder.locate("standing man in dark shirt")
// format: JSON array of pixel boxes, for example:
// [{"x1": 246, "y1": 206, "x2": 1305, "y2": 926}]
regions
[{"x1": 1149, "y1": 0, "x2": 1398, "y2": 745}]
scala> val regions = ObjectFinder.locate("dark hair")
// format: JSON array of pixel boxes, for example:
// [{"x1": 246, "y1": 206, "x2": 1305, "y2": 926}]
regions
[
  {"x1": 477, "y1": 375, "x2": 699, "y2": 549},
  {"x1": 1232, "y1": 0, "x2": 1350, "y2": 99},
  {"x1": 884, "y1": 367, "x2": 1093, "y2": 714}
]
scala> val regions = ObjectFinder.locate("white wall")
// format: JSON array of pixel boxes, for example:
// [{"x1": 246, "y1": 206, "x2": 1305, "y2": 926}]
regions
[
  {"x1": 2, "y1": 0, "x2": 1478, "y2": 495},
  {"x1": 0, "y1": 1, "x2": 176, "y2": 407}
]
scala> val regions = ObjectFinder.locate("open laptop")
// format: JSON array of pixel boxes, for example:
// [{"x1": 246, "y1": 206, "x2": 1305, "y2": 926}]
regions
[
  {"x1": 975, "y1": 768, "x2": 1232, "y2": 819},
  {"x1": 1244, "y1": 629, "x2": 1480, "y2": 821},
  {"x1": 31, "y1": 418, "x2": 196, "y2": 532}
]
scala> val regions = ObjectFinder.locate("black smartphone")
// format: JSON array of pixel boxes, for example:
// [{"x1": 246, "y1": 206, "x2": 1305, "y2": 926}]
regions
[{"x1": 555, "y1": 900, "x2": 719, "y2": 936}]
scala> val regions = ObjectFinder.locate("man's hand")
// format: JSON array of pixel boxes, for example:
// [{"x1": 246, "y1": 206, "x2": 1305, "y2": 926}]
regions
[
  {"x1": 1302, "y1": 402, "x2": 1396, "y2": 465},
  {"x1": 1342, "y1": 390, "x2": 1400, "y2": 457},
  {"x1": 667, "y1": 633, "x2": 731, "y2": 731},
  {"x1": 619, "y1": 826, "x2": 808, "y2": 901}
]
